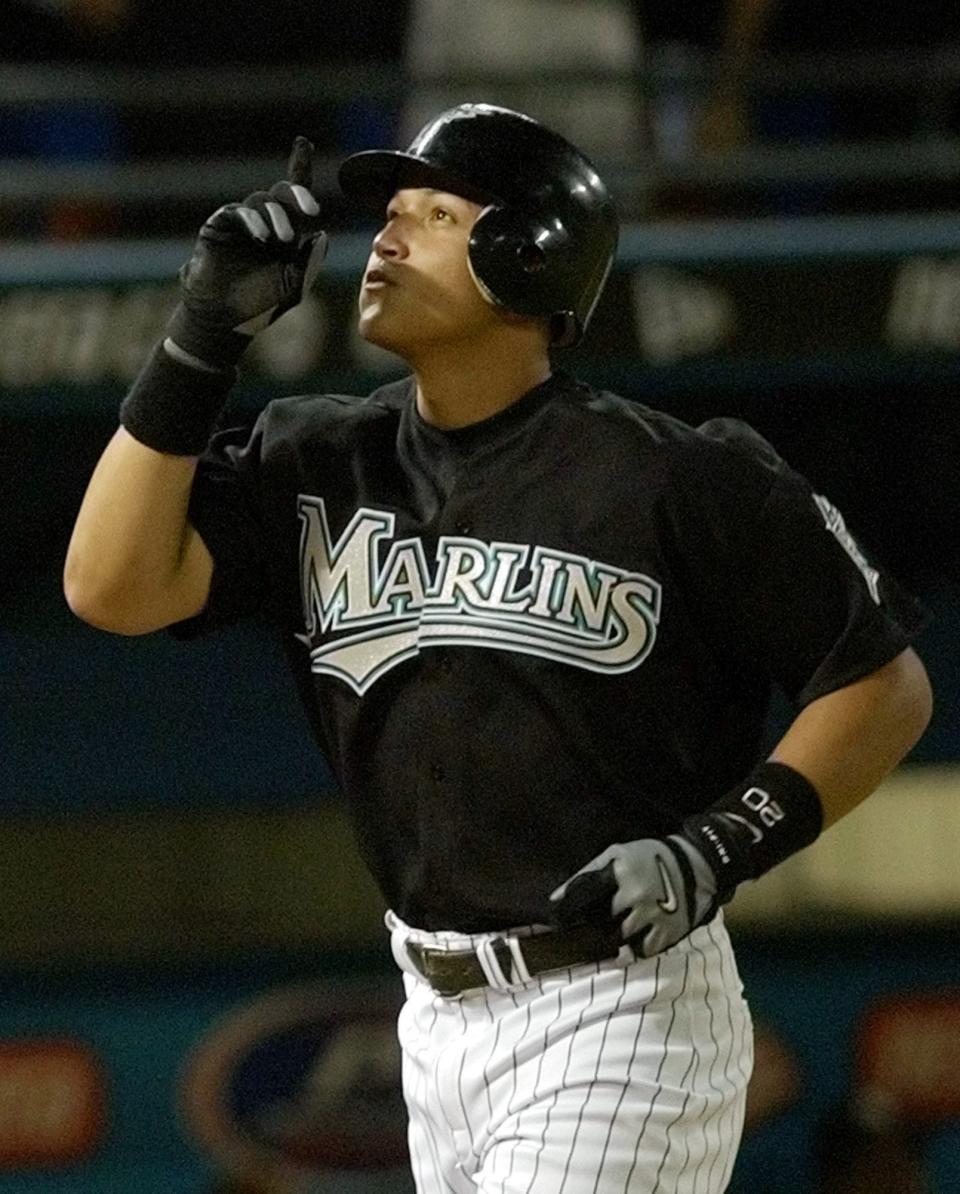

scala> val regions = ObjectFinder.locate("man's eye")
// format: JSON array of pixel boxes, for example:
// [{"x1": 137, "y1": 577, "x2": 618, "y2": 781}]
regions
[{"x1": 431, "y1": 208, "x2": 452, "y2": 223}]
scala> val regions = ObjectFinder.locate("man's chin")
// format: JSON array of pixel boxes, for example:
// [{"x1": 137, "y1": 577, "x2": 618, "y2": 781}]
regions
[{"x1": 358, "y1": 313, "x2": 411, "y2": 358}]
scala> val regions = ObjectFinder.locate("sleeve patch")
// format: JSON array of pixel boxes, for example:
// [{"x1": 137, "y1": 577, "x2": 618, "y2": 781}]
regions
[{"x1": 813, "y1": 494, "x2": 881, "y2": 605}]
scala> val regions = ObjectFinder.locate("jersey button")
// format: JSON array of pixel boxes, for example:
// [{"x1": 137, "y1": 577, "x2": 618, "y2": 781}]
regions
[
  {"x1": 455, "y1": 520, "x2": 472, "y2": 535},
  {"x1": 431, "y1": 762, "x2": 444, "y2": 782}
]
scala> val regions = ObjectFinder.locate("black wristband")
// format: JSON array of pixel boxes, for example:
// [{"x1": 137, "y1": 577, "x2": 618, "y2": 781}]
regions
[
  {"x1": 681, "y1": 761, "x2": 824, "y2": 903},
  {"x1": 119, "y1": 342, "x2": 236, "y2": 456}
]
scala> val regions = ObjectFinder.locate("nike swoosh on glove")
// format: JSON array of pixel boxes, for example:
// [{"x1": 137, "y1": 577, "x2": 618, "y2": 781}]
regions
[{"x1": 549, "y1": 836, "x2": 720, "y2": 958}]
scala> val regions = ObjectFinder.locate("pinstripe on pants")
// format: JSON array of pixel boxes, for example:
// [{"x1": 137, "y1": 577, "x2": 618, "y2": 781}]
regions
[{"x1": 390, "y1": 912, "x2": 753, "y2": 1194}]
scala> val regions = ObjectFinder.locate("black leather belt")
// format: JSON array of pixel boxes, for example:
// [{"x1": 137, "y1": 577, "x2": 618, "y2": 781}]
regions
[{"x1": 405, "y1": 921, "x2": 626, "y2": 997}]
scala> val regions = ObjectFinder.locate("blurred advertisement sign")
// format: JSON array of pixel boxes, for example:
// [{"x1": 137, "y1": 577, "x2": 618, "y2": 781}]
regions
[
  {"x1": 743, "y1": 1022, "x2": 801, "y2": 1133},
  {"x1": 887, "y1": 258, "x2": 960, "y2": 350},
  {"x1": 856, "y1": 991, "x2": 960, "y2": 1125},
  {"x1": 630, "y1": 268, "x2": 734, "y2": 365},
  {"x1": 1, "y1": 253, "x2": 959, "y2": 393},
  {"x1": 0, "y1": 284, "x2": 177, "y2": 386},
  {"x1": 0, "y1": 1040, "x2": 106, "y2": 1167},
  {"x1": 181, "y1": 980, "x2": 407, "y2": 1186}
]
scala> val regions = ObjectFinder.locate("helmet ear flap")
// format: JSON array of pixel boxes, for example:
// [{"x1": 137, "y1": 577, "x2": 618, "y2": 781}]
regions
[{"x1": 468, "y1": 206, "x2": 577, "y2": 342}]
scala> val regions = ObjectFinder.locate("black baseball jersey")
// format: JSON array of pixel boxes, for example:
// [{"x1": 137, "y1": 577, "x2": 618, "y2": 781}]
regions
[{"x1": 175, "y1": 372, "x2": 924, "y2": 931}]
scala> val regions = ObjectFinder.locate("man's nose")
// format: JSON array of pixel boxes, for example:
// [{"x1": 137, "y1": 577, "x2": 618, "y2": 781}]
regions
[{"x1": 373, "y1": 219, "x2": 409, "y2": 261}]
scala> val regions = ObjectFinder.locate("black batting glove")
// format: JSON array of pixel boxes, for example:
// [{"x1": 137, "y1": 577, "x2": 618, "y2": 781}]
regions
[
  {"x1": 167, "y1": 135, "x2": 328, "y2": 370},
  {"x1": 549, "y1": 834, "x2": 720, "y2": 958}
]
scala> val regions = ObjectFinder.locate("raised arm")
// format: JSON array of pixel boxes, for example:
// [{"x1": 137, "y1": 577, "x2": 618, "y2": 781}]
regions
[
  {"x1": 63, "y1": 425, "x2": 214, "y2": 634},
  {"x1": 64, "y1": 137, "x2": 327, "y2": 634}
]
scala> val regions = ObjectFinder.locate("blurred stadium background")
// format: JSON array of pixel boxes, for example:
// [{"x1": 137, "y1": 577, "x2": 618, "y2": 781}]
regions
[{"x1": 2, "y1": 1, "x2": 960, "y2": 1191}]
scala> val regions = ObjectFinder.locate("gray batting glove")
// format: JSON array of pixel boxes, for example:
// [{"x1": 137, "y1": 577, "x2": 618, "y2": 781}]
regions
[
  {"x1": 549, "y1": 835, "x2": 720, "y2": 958},
  {"x1": 167, "y1": 135, "x2": 328, "y2": 370}
]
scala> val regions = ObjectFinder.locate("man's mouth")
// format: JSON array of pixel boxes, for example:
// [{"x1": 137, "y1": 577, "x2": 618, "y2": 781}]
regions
[{"x1": 363, "y1": 268, "x2": 394, "y2": 289}]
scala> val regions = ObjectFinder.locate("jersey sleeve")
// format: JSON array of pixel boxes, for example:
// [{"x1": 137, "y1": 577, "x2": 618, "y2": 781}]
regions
[
  {"x1": 671, "y1": 421, "x2": 928, "y2": 707},
  {"x1": 169, "y1": 415, "x2": 272, "y2": 639}
]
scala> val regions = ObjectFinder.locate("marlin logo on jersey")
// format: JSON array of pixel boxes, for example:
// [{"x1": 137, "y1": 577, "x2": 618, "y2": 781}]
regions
[{"x1": 295, "y1": 497, "x2": 661, "y2": 695}]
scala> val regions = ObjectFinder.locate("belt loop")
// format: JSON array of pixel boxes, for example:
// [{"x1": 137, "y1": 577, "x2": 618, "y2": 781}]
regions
[
  {"x1": 405, "y1": 942, "x2": 430, "y2": 982},
  {"x1": 390, "y1": 924, "x2": 424, "y2": 980},
  {"x1": 506, "y1": 935, "x2": 532, "y2": 984},
  {"x1": 476, "y1": 937, "x2": 511, "y2": 991}
]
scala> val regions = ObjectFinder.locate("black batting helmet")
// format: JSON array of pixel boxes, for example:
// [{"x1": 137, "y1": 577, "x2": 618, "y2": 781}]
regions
[{"x1": 338, "y1": 103, "x2": 619, "y2": 347}]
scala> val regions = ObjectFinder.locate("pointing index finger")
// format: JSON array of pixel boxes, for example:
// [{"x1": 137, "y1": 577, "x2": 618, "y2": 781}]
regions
[{"x1": 287, "y1": 135, "x2": 315, "y2": 189}]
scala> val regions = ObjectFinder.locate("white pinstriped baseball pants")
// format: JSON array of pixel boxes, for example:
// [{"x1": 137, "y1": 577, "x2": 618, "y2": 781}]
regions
[{"x1": 387, "y1": 911, "x2": 753, "y2": 1194}]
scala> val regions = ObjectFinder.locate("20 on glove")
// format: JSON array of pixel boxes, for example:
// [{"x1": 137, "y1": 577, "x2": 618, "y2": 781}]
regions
[
  {"x1": 550, "y1": 761, "x2": 823, "y2": 957},
  {"x1": 120, "y1": 136, "x2": 328, "y2": 456}
]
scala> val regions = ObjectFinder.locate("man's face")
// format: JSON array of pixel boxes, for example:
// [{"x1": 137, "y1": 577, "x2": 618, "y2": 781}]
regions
[{"x1": 357, "y1": 188, "x2": 501, "y2": 356}]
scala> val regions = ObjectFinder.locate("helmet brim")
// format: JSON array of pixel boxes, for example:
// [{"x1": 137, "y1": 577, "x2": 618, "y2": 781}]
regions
[{"x1": 339, "y1": 150, "x2": 501, "y2": 214}]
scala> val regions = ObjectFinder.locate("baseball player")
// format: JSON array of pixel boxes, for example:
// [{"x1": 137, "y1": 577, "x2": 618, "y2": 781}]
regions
[{"x1": 65, "y1": 104, "x2": 932, "y2": 1192}]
